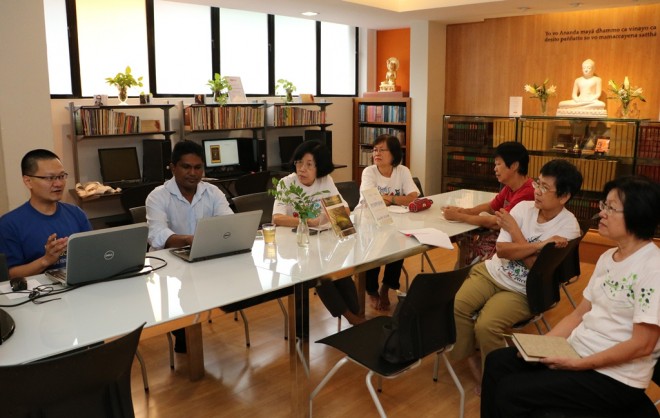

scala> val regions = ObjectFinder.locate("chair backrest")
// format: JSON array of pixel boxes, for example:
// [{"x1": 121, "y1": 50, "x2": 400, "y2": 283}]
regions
[
  {"x1": 553, "y1": 229, "x2": 586, "y2": 286},
  {"x1": 234, "y1": 171, "x2": 271, "y2": 196},
  {"x1": 119, "y1": 183, "x2": 160, "y2": 214},
  {"x1": 335, "y1": 181, "x2": 360, "y2": 211},
  {"x1": 0, "y1": 323, "x2": 144, "y2": 418},
  {"x1": 412, "y1": 177, "x2": 424, "y2": 197},
  {"x1": 128, "y1": 206, "x2": 147, "y2": 223},
  {"x1": 232, "y1": 191, "x2": 275, "y2": 226},
  {"x1": 386, "y1": 266, "x2": 472, "y2": 361},
  {"x1": 526, "y1": 237, "x2": 582, "y2": 314}
]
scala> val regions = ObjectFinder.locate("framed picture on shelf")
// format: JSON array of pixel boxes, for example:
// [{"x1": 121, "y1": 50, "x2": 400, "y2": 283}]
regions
[{"x1": 595, "y1": 138, "x2": 610, "y2": 154}]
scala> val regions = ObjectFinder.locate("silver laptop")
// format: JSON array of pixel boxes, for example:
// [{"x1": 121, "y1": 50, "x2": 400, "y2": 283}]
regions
[
  {"x1": 45, "y1": 223, "x2": 148, "y2": 286},
  {"x1": 169, "y1": 210, "x2": 262, "y2": 262}
]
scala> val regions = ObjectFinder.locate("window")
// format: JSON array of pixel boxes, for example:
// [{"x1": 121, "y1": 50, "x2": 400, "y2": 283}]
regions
[
  {"x1": 274, "y1": 16, "x2": 316, "y2": 96},
  {"x1": 44, "y1": 0, "x2": 72, "y2": 95},
  {"x1": 154, "y1": 0, "x2": 211, "y2": 95},
  {"x1": 76, "y1": 0, "x2": 149, "y2": 97},
  {"x1": 219, "y1": 9, "x2": 269, "y2": 95},
  {"x1": 320, "y1": 22, "x2": 356, "y2": 95}
]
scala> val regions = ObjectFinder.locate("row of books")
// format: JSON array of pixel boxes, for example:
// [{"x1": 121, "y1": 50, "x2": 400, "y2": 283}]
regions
[
  {"x1": 272, "y1": 106, "x2": 326, "y2": 127},
  {"x1": 636, "y1": 164, "x2": 660, "y2": 182},
  {"x1": 528, "y1": 155, "x2": 618, "y2": 192},
  {"x1": 638, "y1": 125, "x2": 660, "y2": 159},
  {"x1": 446, "y1": 153, "x2": 496, "y2": 179},
  {"x1": 608, "y1": 122, "x2": 636, "y2": 157},
  {"x1": 493, "y1": 119, "x2": 517, "y2": 147},
  {"x1": 358, "y1": 126, "x2": 405, "y2": 145},
  {"x1": 358, "y1": 104, "x2": 407, "y2": 123},
  {"x1": 520, "y1": 120, "x2": 554, "y2": 151},
  {"x1": 184, "y1": 106, "x2": 265, "y2": 131},
  {"x1": 75, "y1": 108, "x2": 140, "y2": 136},
  {"x1": 445, "y1": 121, "x2": 493, "y2": 147}
]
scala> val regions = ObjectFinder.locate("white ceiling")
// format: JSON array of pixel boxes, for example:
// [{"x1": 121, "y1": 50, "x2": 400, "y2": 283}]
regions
[{"x1": 184, "y1": 0, "x2": 655, "y2": 29}]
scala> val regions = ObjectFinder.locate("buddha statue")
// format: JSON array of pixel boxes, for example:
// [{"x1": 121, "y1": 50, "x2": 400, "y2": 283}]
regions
[
  {"x1": 379, "y1": 57, "x2": 400, "y2": 92},
  {"x1": 556, "y1": 59, "x2": 607, "y2": 117}
]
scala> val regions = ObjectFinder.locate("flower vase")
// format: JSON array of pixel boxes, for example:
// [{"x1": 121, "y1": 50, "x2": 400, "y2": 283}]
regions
[
  {"x1": 285, "y1": 89, "x2": 293, "y2": 104},
  {"x1": 213, "y1": 90, "x2": 227, "y2": 105},
  {"x1": 620, "y1": 102, "x2": 630, "y2": 118},
  {"x1": 540, "y1": 98, "x2": 547, "y2": 116},
  {"x1": 117, "y1": 86, "x2": 128, "y2": 105},
  {"x1": 297, "y1": 217, "x2": 310, "y2": 248}
]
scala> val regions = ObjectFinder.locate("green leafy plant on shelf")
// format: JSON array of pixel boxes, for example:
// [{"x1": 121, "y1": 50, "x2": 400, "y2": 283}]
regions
[
  {"x1": 276, "y1": 79, "x2": 297, "y2": 103},
  {"x1": 207, "y1": 73, "x2": 232, "y2": 105},
  {"x1": 105, "y1": 66, "x2": 144, "y2": 104}
]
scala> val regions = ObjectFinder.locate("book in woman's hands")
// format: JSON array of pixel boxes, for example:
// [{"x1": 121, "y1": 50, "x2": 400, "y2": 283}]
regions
[
  {"x1": 511, "y1": 333, "x2": 581, "y2": 362},
  {"x1": 321, "y1": 195, "x2": 356, "y2": 238}
]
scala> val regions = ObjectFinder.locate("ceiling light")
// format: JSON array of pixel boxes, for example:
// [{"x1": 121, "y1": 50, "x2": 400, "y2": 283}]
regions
[{"x1": 302, "y1": 11, "x2": 319, "y2": 16}]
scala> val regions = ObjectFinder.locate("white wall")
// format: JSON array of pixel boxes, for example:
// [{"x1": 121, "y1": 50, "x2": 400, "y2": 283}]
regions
[{"x1": 0, "y1": 0, "x2": 55, "y2": 211}]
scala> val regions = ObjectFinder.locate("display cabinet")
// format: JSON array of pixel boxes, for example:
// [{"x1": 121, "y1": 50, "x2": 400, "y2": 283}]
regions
[
  {"x1": 442, "y1": 115, "x2": 516, "y2": 193},
  {"x1": 442, "y1": 114, "x2": 658, "y2": 233},
  {"x1": 353, "y1": 98, "x2": 411, "y2": 183}
]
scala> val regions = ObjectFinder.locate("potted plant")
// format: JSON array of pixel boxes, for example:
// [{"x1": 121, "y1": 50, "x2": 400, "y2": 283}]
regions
[
  {"x1": 276, "y1": 79, "x2": 296, "y2": 103},
  {"x1": 268, "y1": 177, "x2": 327, "y2": 247},
  {"x1": 105, "y1": 66, "x2": 144, "y2": 105},
  {"x1": 207, "y1": 73, "x2": 232, "y2": 105}
]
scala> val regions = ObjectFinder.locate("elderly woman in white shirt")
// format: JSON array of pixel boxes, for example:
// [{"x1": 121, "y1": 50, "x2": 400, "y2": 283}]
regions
[
  {"x1": 273, "y1": 141, "x2": 363, "y2": 325},
  {"x1": 360, "y1": 134, "x2": 419, "y2": 310},
  {"x1": 481, "y1": 175, "x2": 660, "y2": 418}
]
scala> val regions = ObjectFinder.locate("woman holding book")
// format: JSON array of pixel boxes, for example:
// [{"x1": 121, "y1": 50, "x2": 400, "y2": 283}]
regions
[
  {"x1": 272, "y1": 141, "x2": 363, "y2": 325},
  {"x1": 481, "y1": 175, "x2": 660, "y2": 418},
  {"x1": 360, "y1": 134, "x2": 419, "y2": 310}
]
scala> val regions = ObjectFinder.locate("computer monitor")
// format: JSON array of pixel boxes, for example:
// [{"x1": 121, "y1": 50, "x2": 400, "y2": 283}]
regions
[
  {"x1": 98, "y1": 147, "x2": 141, "y2": 183},
  {"x1": 279, "y1": 136, "x2": 303, "y2": 168},
  {"x1": 202, "y1": 139, "x2": 240, "y2": 169}
]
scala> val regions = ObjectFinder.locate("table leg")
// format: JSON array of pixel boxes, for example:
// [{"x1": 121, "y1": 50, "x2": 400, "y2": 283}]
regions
[
  {"x1": 184, "y1": 323, "x2": 204, "y2": 381},
  {"x1": 355, "y1": 271, "x2": 367, "y2": 316},
  {"x1": 289, "y1": 283, "x2": 310, "y2": 417}
]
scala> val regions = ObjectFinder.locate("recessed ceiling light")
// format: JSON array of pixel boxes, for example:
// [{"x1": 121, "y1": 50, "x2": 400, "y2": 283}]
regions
[{"x1": 302, "y1": 11, "x2": 319, "y2": 16}]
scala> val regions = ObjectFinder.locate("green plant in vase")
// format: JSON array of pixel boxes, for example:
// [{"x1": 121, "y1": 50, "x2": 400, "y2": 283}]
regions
[
  {"x1": 268, "y1": 177, "x2": 327, "y2": 247},
  {"x1": 105, "y1": 66, "x2": 144, "y2": 105},
  {"x1": 524, "y1": 78, "x2": 556, "y2": 116},
  {"x1": 607, "y1": 76, "x2": 645, "y2": 118},
  {"x1": 276, "y1": 79, "x2": 297, "y2": 104},
  {"x1": 207, "y1": 73, "x2": 232, "y2": 105}
]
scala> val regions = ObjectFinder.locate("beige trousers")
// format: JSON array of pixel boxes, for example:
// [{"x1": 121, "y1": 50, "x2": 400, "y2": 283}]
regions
[{"x1": 448, "y1": 262, "x2": 532, "y2": 370}]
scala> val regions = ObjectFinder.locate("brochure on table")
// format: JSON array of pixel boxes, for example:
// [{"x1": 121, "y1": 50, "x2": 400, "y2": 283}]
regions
[
  {"x1": 361, "y1": 187, "x2": 393, "y2": 225},
  {"x1": 321, "y1": 195, "x2": 356, "y2": 239},
  {"x1": 398, "y1": 228, "x2": 453, "y2": 250}
]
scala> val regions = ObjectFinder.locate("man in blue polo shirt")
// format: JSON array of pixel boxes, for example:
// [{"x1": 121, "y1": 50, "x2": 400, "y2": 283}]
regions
[{"x1": 0, "y1": 149, "x2": 91, "y2": 279}]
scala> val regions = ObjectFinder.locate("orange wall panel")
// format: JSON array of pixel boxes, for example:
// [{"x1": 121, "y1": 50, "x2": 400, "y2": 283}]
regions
[{"x1": 376, "y1": 28, "x2": 410, "y2": 93}]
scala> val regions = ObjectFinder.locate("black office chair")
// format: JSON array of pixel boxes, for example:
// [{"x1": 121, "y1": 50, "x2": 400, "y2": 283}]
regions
[
  {"x1": 0, "y1": 323, "x2": 144, "y2": 418},
  {"x1": 234, "y1": 171, "x2": 271, "y2": 196},
  {"x1": 413, "y1": 176, "x2": 424, "y2": 197},
  {"x1": 335, "y1": 180, "x2": 360, "y2": 211},
  {"x1": 310, "y1": 266, "x2": 472, "y2": 418},
  {"x1": 231, "y1": 192, "x2": 275, "y2": 226},
  {"x1": 555, "y1": 227, "x2": 588, "y2": 309},
  {"x1": 513, "y1": 237, "x2": 584, "y2": 334},
  {"x1": 119, "y1": 182, "x2": 160, "y2": 216},
  {"x1": 401, "y1": 176, "x2": 436, "y2": 289}
]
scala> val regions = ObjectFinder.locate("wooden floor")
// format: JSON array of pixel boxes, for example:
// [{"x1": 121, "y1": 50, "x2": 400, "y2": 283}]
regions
[{"x1": 129, "y1": 244, "x2": 660, "y2": 417}]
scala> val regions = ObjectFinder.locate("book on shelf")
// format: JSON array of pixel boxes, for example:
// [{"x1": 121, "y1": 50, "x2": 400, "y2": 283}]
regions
[
  {"x1": 509, "y1": 333, "x2": 580, "y2": 362},
  {"x1": 140, "y1": 119, "x2": 161, "y2": 133},
  {"x1": 360, "y1": 187, "x2": 393, "y2": 225},
  {"x1": 321, "y1": 195, "x2": 356, "y2": 238}
]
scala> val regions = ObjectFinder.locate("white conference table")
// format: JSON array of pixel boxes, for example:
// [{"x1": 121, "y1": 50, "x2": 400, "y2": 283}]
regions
[{"x1": 0, "y1": 189, "x2": 494, "y2": 413}]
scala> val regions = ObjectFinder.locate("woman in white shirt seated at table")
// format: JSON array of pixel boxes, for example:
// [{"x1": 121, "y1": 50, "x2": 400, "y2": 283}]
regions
[
  {"x1": 360, "y1": 134, "x2": 419, "y2": 310},
  {"x1": 273, "y1": 141, "x2": 363, "y2": 325},
  {"x1": 481, "y1": 175, "x2": 660, "y2": 418}
]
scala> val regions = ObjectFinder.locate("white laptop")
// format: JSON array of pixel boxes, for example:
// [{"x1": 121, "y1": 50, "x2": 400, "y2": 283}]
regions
[
  {"x1": 169, "y1": 210, "x2": 262, "y2": 263},
  {"x1": 45, "y1": 223, "x2": 148, "y2": 286}
]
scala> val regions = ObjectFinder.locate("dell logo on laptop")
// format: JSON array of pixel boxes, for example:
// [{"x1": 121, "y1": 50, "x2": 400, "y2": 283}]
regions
[
  {"x1": 223, "y1": 232, "x2": 231, "y2": 239},
  {"x1": 104, "y1": 250, "x2": 115, "y2": 260}
]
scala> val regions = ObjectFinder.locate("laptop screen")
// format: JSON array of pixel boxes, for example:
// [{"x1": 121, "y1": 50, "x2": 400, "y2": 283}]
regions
[{"x1": 98, "y1": 147, "x2": 141, "y2": 183}]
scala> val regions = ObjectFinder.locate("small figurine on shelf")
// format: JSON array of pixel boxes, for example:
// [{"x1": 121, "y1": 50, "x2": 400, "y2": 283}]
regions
[
  {"x1": 379, "y1": 57, "x2": 399, "y2": 92},
  {"x1": 105, "y1": 65, "x2": 143, "y2": 105},
  {"x1": 207, "y1": 73, "x2": 232, "y2": 105},
  {"x1": 276, "y1": 79, "x2": 296, "y2": 103}
]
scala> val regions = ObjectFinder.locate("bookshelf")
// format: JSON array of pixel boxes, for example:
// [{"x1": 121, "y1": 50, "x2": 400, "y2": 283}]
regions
[
  {"x1": 353, "y1": 97, "x2": 411, "y2": 183},
  {"x1": 68, "y1": 102, "x2": 175, "y2": 185},
  {"x1": 442, "y1": 114, "x2": 656, "y2": 233}
]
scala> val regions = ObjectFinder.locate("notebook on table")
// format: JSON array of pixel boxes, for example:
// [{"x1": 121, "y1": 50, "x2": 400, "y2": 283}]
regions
[
  {"x1": 45, "y1": 223, "x2": 148, "y2": 287},
  {"x1": 169, "y1": 210, "x2": 262, "y2": 263}
]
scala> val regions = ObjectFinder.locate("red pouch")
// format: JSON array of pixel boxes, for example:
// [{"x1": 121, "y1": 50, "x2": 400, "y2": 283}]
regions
[{"x1": 408, "y1": 198, "x2": 433, "y2": 212}]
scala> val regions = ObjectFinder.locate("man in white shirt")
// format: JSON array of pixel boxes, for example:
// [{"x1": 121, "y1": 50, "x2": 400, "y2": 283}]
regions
[{"x1": 146, "y1": 140, "x2": 233, "y2": 351}]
